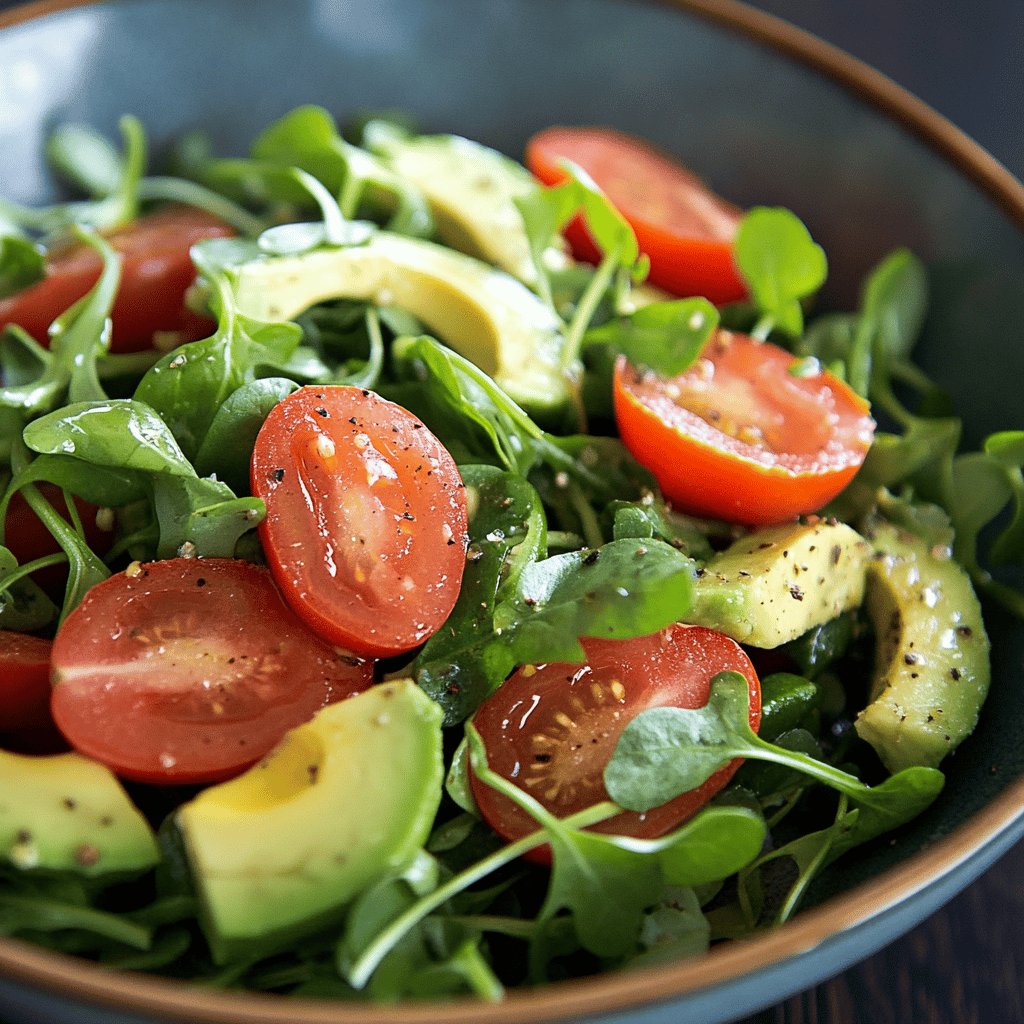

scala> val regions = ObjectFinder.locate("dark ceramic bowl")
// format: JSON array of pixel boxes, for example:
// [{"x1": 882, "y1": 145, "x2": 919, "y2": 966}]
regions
[{"x1": 1, "y1": 2, "x2": 1022, "y2": 1022}]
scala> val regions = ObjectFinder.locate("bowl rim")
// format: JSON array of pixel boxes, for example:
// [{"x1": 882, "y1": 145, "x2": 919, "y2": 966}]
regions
[{"x1": 0, "y1": 0, "x2": 1022, "y2": 1022}]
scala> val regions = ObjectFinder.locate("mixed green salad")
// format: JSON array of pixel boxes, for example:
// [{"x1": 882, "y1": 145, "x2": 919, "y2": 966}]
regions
[{"x1": 0, "y1": 107, "x2": 1022, "y2": 1003}]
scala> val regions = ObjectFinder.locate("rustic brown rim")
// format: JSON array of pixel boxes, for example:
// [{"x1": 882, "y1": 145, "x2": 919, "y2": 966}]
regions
[{"x1": 1, "y1": 0, "x2": 1022, "y2": 1021}]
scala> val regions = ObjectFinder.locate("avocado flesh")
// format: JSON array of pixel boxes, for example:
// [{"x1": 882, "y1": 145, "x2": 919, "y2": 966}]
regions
[
  {"x1": 688, "y1": 521, "x2": 869, "y2": 648},
  {"x1": 177, "y1": 681, "x2": 444, "y2": 964},
  {"x1": 372, "y1": 133, "x2": 546, "y2": 284},
  {"x1": 854, "y1": 522, "x2": 990, "y2": 772},
  {"x1": 227, "y1": 232, "x2": 570, "y2": 417},
  {"x1": 0, "y1": 751, "x2": 158, "y2": 876}
]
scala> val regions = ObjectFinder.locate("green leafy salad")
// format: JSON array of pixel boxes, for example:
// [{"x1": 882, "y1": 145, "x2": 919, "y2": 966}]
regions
[{"x1": 0, "y1": 107, "x2": 1022, "y2": 1002}]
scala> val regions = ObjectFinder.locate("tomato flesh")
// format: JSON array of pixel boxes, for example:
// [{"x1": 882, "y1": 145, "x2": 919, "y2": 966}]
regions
[
  {"x1": 469, "y1": 625, "x2": 761, "y2": 859},
  {"x1": 614, "y1": 332, "x2": 875, "y2": 525},
  {"x1": 0, "y1": 631, "x2": 53, "y2": 732},
  {"x1": 49, "y1": 558, "x2": 372, "y2": 784},
  {"x1": 525, "y1": 126, "x2": 745, "y2": 304},
  {"x1": 0, "y1": 206, "x2": 234, "y2": 353},
  {"x1": 251, "y1": 386, "x2": 468, "y2": 659}
]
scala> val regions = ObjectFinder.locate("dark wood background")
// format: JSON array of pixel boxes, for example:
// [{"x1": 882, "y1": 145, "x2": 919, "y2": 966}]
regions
[{"x1": 736, "y1": 8, "x2": 1024, "y2": 1023}]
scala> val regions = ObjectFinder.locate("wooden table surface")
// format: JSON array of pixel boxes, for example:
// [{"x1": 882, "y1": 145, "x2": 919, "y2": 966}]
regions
[{"x1": 735, "y1": 8, "x2": 1024, "y2": 1023}]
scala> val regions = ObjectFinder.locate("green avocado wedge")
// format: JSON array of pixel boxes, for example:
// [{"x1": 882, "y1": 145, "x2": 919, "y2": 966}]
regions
[
  {"x1": 688, "y1": 520, "x2": 869, "y2": 648},
  {"x1": 368, "y1": 129, "x2": 552, "y2": 284},
  {"x1": 225, "y1": 232, "x2": 572, "y2": 421},
  {"x1": 0, "y1": 751, "x2": 158, "y2": 877},
  {"x1": 854, "y1": 521, "x2": 991, "y2": 772},
  {"x1": 176, "y1": 681, "x2": 444, "y2": 964}
]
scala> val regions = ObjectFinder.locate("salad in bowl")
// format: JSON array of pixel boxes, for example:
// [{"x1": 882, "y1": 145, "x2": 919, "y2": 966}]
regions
[{"x1": 0, "y1": 99, "x2": 1021, "y2": 1008}]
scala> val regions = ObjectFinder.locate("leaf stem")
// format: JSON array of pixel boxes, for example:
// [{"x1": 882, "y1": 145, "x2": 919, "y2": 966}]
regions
[
  {"x1": 346, "y1": 800, "x2": 617, "y2": 989},
  {"x1": 561, "y1": 249, "x2": 619, "y2": 370}
]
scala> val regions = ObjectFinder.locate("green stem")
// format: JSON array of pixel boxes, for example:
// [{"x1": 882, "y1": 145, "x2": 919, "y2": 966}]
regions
[
  {"x1": 567, "y1": 481, "x2": 605, "y2": 551},
  {"x1": 750, "y1": 313, "x2": 775, "y2": 342},
  {"x1": 776, "y1": 796, "x2": 847, "y2": 923},
  {"x1": 346, "y1": 800, "x2": 619, "y2": 990},
  {"x1": 445, "y1": 914, "x2": 537, "y2": 939},
  {"x1": 0, "y1": 552, "x2": 67, "y2": 592},
  {"x1": 138, "y1": 177, "x2": 265, "y2": 236},
  {"x1": 561, "y1": 249, "x2": 619, "y2": 370}
]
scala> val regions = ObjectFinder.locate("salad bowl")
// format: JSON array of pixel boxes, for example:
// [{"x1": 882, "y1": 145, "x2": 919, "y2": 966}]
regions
[{"x1": 0, "y1": 1, "x2": 1022, "y2": 1023}]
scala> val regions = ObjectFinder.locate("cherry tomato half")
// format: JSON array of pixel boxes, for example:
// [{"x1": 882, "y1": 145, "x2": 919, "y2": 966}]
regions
[
  {"x1": 251, "y1": 386, "x2": 469, "y2": 659},
  {"x1": 526, "y1": 126, "x2": 745, "y2": 304},
  {"x1": 0, "y1": 631, "x2": 53, "y2": 732},
  {"x1": 49, "y1": 558, "x2": 372, "y2": 784},
  {"x1": 614, "y1": 332, "x2": 875, "y2": 525},
  {"x1": 0, "y1": 206, "x2": 234, "y2": 353},
  {"x1": 469, "y1": 624, "x2": 761, "y2": 860}
]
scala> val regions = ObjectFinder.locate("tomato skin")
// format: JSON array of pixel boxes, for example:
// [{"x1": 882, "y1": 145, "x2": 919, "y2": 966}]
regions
[
  {"x1": 0, "y1": 206, "x2": 234, "y2": 353},
  {"x1": 614, "y1": 333, "x2": 875, "y2": 525},
  {"x1": 525, "y1": 126, "x2": 746, "y2": 304},
  {"x1": 49, "y1": 558, "x2": 372, "y2": 784},
  {"x1": 251, "y1": 386, "x2": 468, "y2": 659},
  {"x1": 0, "y1": 631, "x2": 53, "y2": 732},
  {"x1": 469, "y1": 625, "x2": 761, "y2": 860}
]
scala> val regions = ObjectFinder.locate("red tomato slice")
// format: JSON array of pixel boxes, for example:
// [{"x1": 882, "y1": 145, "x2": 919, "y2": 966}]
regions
[
  {"x1": 0, "y1": 631, "x2": 53, "y2": 732},
  {"x1": 0, "y1": 206, "x2": 234, "y2": 353},
  {"x1": 469, "y1": 624, "x2": 761, "y2": 860},
  {"x1": 525, "y1": 126, "x2": 746, "y2": 304},
  {"x1": 251, "y1": 386, "x2": 468, "y2": 659},
  {"x1": 49, "y1": 558, "x2": 372, "y2": 784},
  {"x1": 614, "y1": 332, "x2": 875, "y2": 525}
]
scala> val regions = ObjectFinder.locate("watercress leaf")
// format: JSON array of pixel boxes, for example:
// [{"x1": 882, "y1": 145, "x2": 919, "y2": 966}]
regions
[
  {"x1": 828, "y1": 767, "x2": 944, "y2": 860},
  {"x1": 948, "y1": 451, "x2": 1014, "y2": 570},
  {"x1": 626, "y1": 886, "x2": 710, "y2": 968},
  {"x1": 0, "y1": 325, "x2": 50, "y2": 388},
  {"x1": 515, "y1": 181, "x2": 581, "y2": 302},
  {"x1": 24, "y1": 399, "x2": 194, "y2": 478},
  {"x1": 336, "y1": 854, "x2": 445, "y2": 1001},
  {"x1": 0, "y1": 235, "x2": 45, "y2": 299},
  {"x1": 45, "y1": 123, "x2": 124, "y2": 198},
  {"x1": 860, "y1": 248, "x2": 928, "y2": 362},
  {"x1": 4, "y1": 453, "x2": 147, "y2": 509},
  {"x1": 151, "y1": 475, "x2": 264, "y2": 559},
  {"x1": 538, "y1": 827, "x2": 663, "y2": 960},
  {"x1": 608, "y1": 498, "x2": 715, "y2": 561},
  {"x1": 734, "y1": 207, "x2": 827, "y2": 338},
  {"x1": 389, "y1": 335, "x2": 542, "y2": 477},
  {"x1": 983, "y1": 431, "x2": 1024, "y2": 564},
  {"x1": 563, "y1": 162, "x2": 639, "y2": 268},
  {"x1": 414, "y1": 465, "x2": 547, "y2": 725},
  {"x1": 0, "y1": 546, "x2": 57, "y2": 631},
  {"x1": 612, "y1": 805, "x2": 767, "y2": 888},
  {"x1": 0, "y1": 891, "x2": 152, "y2": 950},
  {"x1": 605, "y1": 695, "x2": 744, "y2": 812},
  {"x1": 582, "y1": 298, "x2": 719, "y2": 376},
  {"x1": 254, "y1": 105, "x2": 433, "y2": 235},
  {"x1": 800, "y1": 311, "x2": 857, "y2": 365},
  {"x1": 855, "y1": 418, "x2": 960, "y2": 490},
  {"x1": 135, "y1": 289, "x2": 301, "y2": 460},
  {"x1": 194, "y1": 377, "x2": 299, "y2": 493},
  {"x1": 15, "y1": 482, "x2": 109, "y2": 622},
  {"x1": 494, "y1": 538, "x2": 696, "y2": 666}
]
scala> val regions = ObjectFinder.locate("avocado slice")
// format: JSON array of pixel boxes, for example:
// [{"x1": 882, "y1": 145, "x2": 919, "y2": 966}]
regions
[
  {"x1": 177, "y1": 680, "x2": 444, "y2": 963},
  {"x1": 227, "y1": 232, "x2": 570, "y2": 419},
  {"x1": 0, "y1": 751, "x2": 158, "y2": 876},
  {"x1": 854, "y1": 521, "x2": 990, "y2": 772},
  {"x1": 368, "y1": 131, "x2": 548, "y2": 284},
  {"x1": 688, "y1": 520, "x2": 869, "y2": 648}
]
